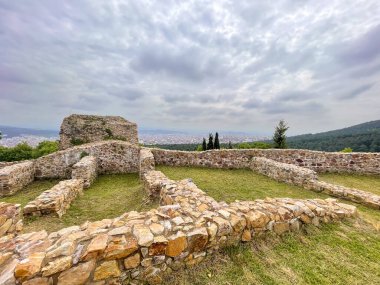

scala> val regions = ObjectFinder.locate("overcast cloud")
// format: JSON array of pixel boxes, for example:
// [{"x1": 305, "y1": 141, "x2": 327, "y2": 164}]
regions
[{"x1": 0, "y1": 0, "x2": 379, "y2": 135}]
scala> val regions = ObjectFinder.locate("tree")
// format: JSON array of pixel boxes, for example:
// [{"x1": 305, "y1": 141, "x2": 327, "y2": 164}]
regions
[
  {"x1": 202, "y1": 138, "x2": 207, "y2": 151},
  {"x1": 207, "y1": 133, "x2": 214, "y2": 150},
  {"x1": 273, "y1": 120, "x2": 289, "y2": 149},
  {"x1": 228, "y1": 141, "x2": 233, "y2": 149},
  {"x1": 0, "y1": 131, "x2": 2, "y2": 140},
  {"x1": 214, "y1": 132, "x2": 220, "y2": 149}
]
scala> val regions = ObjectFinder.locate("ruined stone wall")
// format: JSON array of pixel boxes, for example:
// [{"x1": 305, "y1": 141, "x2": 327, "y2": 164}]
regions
[
  {"x1": 249, "y1": 157, "x2": 380, "y2": 210},
  {"x1": 0, "y1": 202, "x2": 22, "y2": 237},
  {"x1": 23, "y1": 179, "x2": 84, "y2": 218},
  {"x1": 139, "y1": 149, "x2": 155, "y2": 179},
  {"x1": 151, "y1": 148, "x2": 380, "y2": 174},
  {"x1": 0, "y1": 170, "x2": 357, "y2": 285},
  {"x1": 250, "y1": 157, "x2": 318, "y2": 187},
  {"x1": 59, "y1": 114, "x2": 138, "y2": 150},
  {"x1": 0, "y1": 161, "x2": 35, "y2": 197},
  {"x1": 71, "y1": 156, "x2": 97, "y2": 188},
  {"x1": 0, "y1": 161, "x2": 21, "y2": 170},
  {"x1": 34, "y1": 141, "x2": 140, "y2": 179}
]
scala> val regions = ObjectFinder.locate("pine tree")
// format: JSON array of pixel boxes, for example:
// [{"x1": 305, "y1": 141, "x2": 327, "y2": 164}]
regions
[
  {"x1": 202, "y1": 138, "x2": 207, "y2": 151},
  {"x1": 228, "y1": 141, "x2": 233, "y2": 149},
  {"x1": 207, "y1": 133, "x2": 214, "y2": 150},
  {"x1": 273, "y1": 120, "x2": 289, "y2": 149},
  {"x1": 214, "y1": 132, "x2": 220, "y2": 149}
]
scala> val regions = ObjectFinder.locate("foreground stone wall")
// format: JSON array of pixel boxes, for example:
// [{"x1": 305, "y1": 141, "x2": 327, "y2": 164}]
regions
[
  {"x1": 59, "y1": 114, "x2": 138, "y2": 150},
  {"x1": 71, "y1": 156, "x2": 97, "y2": 188},
  {"x1": 0, "y1": 202, "x2": 22, "y2": 237},
  {"x1": 0, "y1": 161, "x2": 35, "y2": 197},
  {"x1": 0, "y1": 161, "x2": 21, "y2": 170},
  {"x1": 34, "y1": 141, "x2": 140, "y2": 179},
  {"x1": 0, "y1": 170, "x2": 357, "y2": 285},
  {"x1": 150, "y1": 148, "x2": 380, "y2": 174},
  {"x1": 23, "y1": 179, "x2": 84, "y2": 218}
]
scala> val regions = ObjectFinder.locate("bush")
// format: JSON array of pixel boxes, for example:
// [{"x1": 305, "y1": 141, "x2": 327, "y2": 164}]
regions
[
  {"x1": 0, "y1": 141, "x2": 59, "y2": 162},
  {"x1": 341, "y1": 147, "x2": 353, "y2": 153},
  {"x1": 237, "y1": 142, "x2": 272, "y2": 149}
]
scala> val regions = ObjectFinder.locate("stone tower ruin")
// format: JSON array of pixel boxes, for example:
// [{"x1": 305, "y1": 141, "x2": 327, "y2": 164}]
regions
[{"x1": 59, "y1": 114, "x2": 138, "y2": 150}]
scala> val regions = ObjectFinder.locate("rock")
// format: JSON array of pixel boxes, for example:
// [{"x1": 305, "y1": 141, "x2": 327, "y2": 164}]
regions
[
  {"x1": 133, "y1": 225, "x2": 154, "y2": 247},
  {"x1": 82, "y1": 233, "x2": 108, "y2": 260},
  {"x1": 42, "y1": 256, "x2": 72, "y2": 276},
  {"x1": 0, "y1": 219, "x2": 12, "y2": 236},
  {"x1": 241, "y1": 229, "x2": 251, "y2": 241},
  {"x1": 124, "y1": 253, "x2": 141, "y2": 269},
  {"x1": 212, "y1": 217, "x2": 232, "y2": 236},
  {"x1": 149, "y1": 236, "x2": 168, "y2": 255},
  {"x1": 246, "y1": 211, "x2": 270, "y2": 228},
  {"x1": 0, "y1": 258, "x2": 18, "y2": 285},
  {"x1": 94, "y1": 260, "x2": 121, "y2": 281},
  {"x1": 273, "y1": 222, "x2": 290, "y2": 235},
  {"x1": 104, "y1": 234, "x2": 138, "y2": 260},
  {"x1": 46, "y1": 241, "x2": 75, "y2": 259},
  {"x1": 57, "y1": 260, "x2": 95, "y2": 285},
  {"x1": 166, "y1": 232, "x2": 187, "y2": 257},
  {"x1": 187, "y1": 228, "x2": 208, "y2": 252},
  {"x1": 149, "y1": 223, "x2": 164, "y2": 235},
  {"x1": 15, "y1": 252, "x2": 46, "y2": 280},
  {"x1": 23, "y1": 277, "x2": 51, "y2": 285}
]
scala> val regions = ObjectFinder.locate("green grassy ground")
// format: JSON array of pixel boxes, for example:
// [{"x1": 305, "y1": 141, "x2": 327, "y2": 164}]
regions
[
  {"x1": 320, "y1": 173, "x2": 380, "y2": 196},
  {"x1": 0, "y1": 174, "x2": 157, "y2": 233},
  {"x1": 158, "y1": 166, "x2": 380, "y2": 285}
]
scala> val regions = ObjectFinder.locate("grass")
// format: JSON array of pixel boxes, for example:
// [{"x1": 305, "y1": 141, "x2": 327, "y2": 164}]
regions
[
  {"x1": 1, "y1": 179, "x2": 60, "y2": 206},
  {"x1": 320, "y1": 173, "x2": 380, "y2": 196},
  {"x1": 158, "y1": 166, "x2": 380, "y2": 285},
  {"x1": 0, "y1": 174, "x2": 157, "y2": 233}
]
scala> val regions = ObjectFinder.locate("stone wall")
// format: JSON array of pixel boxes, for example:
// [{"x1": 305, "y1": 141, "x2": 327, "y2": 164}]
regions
[
  {"x1": 59, "y1": 114, "x2": 138, "y2": 150},
  {"x1": 250, "y1": 157, "x2": 318, "y2": 187},
  {"x1": 0, "y1": 170, "x2": 357, "y2": 285},
  {"x1": 23, "y1": 179, "x2": 84, "y2": 218},
  {"x1": 0, "y1": 202, "x2": 22, "y2": 237},
  {"x1": 34, "y1": 141, "x2": 140, "y2": 179},
  {"x1": 139, "y1": 149, "x2": 155, "y2": 179},
  {"x1": 0, "y1": 161, "x2": 35, "y2": 197},
  {"x1": 71, "y1": 156, "x2": 97, "y2": 188},
  {"x1": 249, "y1": 157, "x2": 380, "y2": 210},
  {"x1": 0, "y1": 161, "x2": 21, "y2": 170},
  {"x1": 150, "y1": 148, "x2": 380, "y2": 174}
]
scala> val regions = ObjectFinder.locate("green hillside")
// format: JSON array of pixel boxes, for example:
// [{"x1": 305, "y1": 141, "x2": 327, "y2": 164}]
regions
[{"x1": 287, "y1": 120, "x2": 380, "y2": 152}]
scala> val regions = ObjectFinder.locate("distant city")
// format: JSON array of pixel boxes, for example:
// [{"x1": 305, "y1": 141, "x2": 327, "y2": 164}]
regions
[{"x1": 0, "y1": 126, "x2": 270, "y2": 147}]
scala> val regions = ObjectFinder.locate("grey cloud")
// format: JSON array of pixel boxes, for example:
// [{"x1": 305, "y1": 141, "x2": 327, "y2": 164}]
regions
[
  {"x1": 338, "y1": 83, "x2": 374, "y2": 100},
  {"x1": 0, "y1": 0, "x2": 380, "y2": 134},
  {"x1": 337, "y1": 24, "x2": 380, "y2": 66}
]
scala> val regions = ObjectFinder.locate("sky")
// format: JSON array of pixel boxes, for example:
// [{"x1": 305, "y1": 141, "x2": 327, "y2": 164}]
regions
[{"x1": 0, "y1": 0, "x2": 380, "y2": 135}]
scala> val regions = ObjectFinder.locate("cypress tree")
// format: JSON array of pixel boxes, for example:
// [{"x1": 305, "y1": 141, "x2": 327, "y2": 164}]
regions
[
  {"x1": 214, "y1": 132, "x2": 220, "y2": 149},
  {"x1": 207, "y1": 133, "x2": 214, "y2": 150},
  {"x1": 273, "y1": 120, "x2": 289, "y2": 149},
  {"x1": 202, "y1": 138, "x2": 207, "y2": 151},
  {"x1": 228, "y1": 141, "x2": 233, "y2": 149}
]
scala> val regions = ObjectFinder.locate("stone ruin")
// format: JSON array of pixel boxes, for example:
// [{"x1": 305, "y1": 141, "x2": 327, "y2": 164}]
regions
[
  {"x1": 0, "y1": 114, "x2": 379, "y2": 285},
  {"x1": 59, "y1": 114, "x2": 138, "y2": 150}
]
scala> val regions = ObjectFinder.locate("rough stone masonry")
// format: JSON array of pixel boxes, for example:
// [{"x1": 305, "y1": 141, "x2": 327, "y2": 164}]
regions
[{"x1": 59, "y1": 114, "x2": 138, "y2": 150}]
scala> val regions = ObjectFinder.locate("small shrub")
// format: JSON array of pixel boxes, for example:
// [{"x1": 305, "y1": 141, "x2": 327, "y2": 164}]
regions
[
  {"x1": 71, "y1": 138, "x2": 85, "y2": 146},
  {"x1": 80, "y1": 151, "x2": 89, "y2": 159},
  {"x1": 341, "y1": 147, "x2": 353, "y2": 153},
  {"x1": 105, "y1": 128, "x2": 113, "y2": 138}
]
